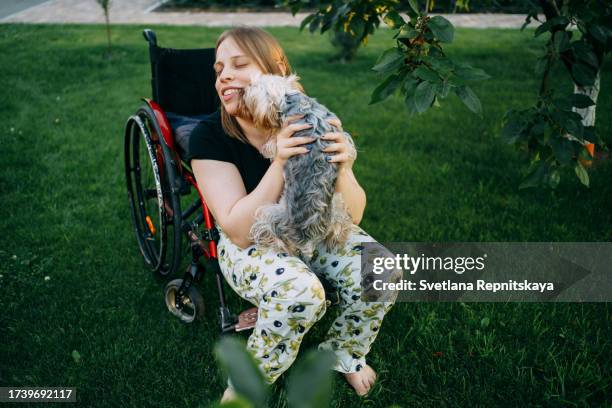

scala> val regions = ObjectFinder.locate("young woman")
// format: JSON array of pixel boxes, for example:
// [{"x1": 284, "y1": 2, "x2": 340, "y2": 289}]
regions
[{"x1": 189, "y1": 26, "x2": 396, "y2": 402}]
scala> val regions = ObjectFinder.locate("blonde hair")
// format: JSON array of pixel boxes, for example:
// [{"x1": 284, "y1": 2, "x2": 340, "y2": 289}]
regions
[{"x1": 215, "y1": 26, "x2": 305, "y2": 143}]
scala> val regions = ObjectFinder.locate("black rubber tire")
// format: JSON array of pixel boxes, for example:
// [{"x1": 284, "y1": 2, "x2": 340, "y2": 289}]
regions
[
  {"x1": 124, "y1": 105, "x2": 183, "y2": 277},
  {"x1": 164, "y1": 278, "x2": 205, "y2": 323}
]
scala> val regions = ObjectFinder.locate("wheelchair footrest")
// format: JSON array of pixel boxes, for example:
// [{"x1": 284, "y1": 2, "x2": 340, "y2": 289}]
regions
[{"x1": 235, "y1": 307, "x2": 258, "y2": 332}]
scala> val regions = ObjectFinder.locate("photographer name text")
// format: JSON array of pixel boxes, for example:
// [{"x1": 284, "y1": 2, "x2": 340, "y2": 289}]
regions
[
  {"x1": 374, "y1": 279, "x2": 554, "y2": 293},
  {"x1": 371, "y1": 254, "x2": 554, "y2": 293}
]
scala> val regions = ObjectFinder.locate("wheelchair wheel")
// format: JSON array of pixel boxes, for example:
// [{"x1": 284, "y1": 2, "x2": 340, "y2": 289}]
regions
[
  {"x1": 164, "y1": 278, "x2": 205, "y2": 323},
  {"x1": 124, "y1": 105, "x2": 183, "y2": 277}
]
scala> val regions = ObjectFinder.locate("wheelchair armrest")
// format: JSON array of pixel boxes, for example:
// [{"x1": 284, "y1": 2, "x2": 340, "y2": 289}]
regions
[{"x1": 143, "y1": 29, "x2": 157, "y2": 46}]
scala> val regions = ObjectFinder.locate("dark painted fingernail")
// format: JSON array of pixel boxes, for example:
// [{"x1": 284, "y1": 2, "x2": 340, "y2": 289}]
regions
[
  {"x1": 326, "y1": 155, "x2": 331, "y2": 162},
  {"x1": 306, "y1": 144, "x2": 313, "y2": 151}
]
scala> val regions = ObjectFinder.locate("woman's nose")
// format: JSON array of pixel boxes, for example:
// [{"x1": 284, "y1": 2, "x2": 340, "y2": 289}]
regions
[{"x1": 219, "y1": 68, "x2": 234, "y2": 81}]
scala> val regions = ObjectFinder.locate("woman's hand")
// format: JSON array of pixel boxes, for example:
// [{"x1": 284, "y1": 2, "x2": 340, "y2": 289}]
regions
[
  {"x1": 322, "y1": 118, "x2": 357, "y2": 171},
  {"x1": 273, "y1": 114, "x2": 315, "y2": 166}
]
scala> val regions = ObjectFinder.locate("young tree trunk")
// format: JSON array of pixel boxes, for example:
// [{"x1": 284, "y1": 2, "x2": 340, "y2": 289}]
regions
[
  {"x1": 573, "y1": 70, "x2": 601, "y2": 128},
  {"x1": 104, "y1": 10, "x2": 111, "y2": 54}
]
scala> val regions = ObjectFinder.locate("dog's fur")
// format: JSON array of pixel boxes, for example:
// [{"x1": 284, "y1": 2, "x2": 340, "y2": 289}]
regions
[{"x1": 242, "y1": 74, "x2": 356, "y2": 259}]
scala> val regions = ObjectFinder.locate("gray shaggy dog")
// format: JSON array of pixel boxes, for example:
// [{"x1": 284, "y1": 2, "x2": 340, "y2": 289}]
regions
[{"x1": 242, "y1": 74, "x2": 356, "y2": 259}]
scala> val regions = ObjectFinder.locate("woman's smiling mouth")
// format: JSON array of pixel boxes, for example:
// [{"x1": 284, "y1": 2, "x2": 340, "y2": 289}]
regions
[{"x1": 222, "y1": 88, "x2": 242, "y2": 101}]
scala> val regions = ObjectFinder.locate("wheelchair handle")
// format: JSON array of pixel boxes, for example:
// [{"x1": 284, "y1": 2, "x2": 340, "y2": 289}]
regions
[{"x1": 143, "y1": 29, "x2": 157, "y2": 46}]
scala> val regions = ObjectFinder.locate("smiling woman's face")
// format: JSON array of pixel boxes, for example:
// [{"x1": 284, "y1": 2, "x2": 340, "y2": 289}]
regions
[{"x1": 214, "y1": 36, "x2": 264, "y2": 118}]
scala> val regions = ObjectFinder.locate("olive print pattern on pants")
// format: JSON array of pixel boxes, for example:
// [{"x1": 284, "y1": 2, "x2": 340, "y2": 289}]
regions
[{"x1": 217, "y1": 224, "x2": 399, "y2": 383}]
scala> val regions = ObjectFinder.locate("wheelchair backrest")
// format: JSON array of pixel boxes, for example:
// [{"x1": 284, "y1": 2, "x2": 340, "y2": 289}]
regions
[{"x1": 144, "y1": 29, "x2": 220, "y2": 117}]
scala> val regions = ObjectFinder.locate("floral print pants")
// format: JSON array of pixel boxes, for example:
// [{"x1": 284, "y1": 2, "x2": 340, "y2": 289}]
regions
[{"x1": 217, "y1": 224, "x2": 398, "y2": 384}]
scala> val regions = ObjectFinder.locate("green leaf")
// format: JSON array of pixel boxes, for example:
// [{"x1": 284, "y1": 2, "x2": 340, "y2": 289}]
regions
[
  {"x1": 289, "y1": 3, "x2": 300, "y2": 15},
  {"x1": 572, "y1": 62, "x2": 597, "y2": 86},
  {"x1": 428, "y1": 16, "x2": 454, "y2": 43},
  {"x1": 71, "y1": 350, "x2": 81, "y2": 364},
  {"x1": 480, "y1": 317, "x2": 490, "y2": 328},
  {"x1": 215, "y1": 397, "x2": 254, "y2": 408},
  {"x1": 519, "y1": 161, "x2": 548, "y2": 189},
  {"x1": 287, "y1": 350, "x2": 336, "y2": 408},
  {"x1": 334, "y1": 3, "x2": 350, "y2": 19},
  {"x1": 571, "y1": 93, "x2": 595, "y2": 109},
  {"x1": 397, "y1": 25, "x2": 419, "y2": 40},
  {"x1": 320, "y1": 12, "x2": 334, "y2": 34},
  {"x1": 454, "y1": 66, "x2": 490, "y2": 82},
  {"x1": 501, "y1": 118, "x2": 524, "y2": 144},
  {"x1": 551, "y1": 137, "x2": 574, "y2": 165},
  {"x1": 547, "y1": 169, "x2": 561, "y2": 189},
  {"x1": 573, "y1": 41, "x2": 599, "y2": 68},
  {"x1": 521, "y1": 11, "x2": 538, "y2": 31},
  {"x1": 534, "y1": 22, "x2": 550, "y2": 37},
  {"x1": 427, "y1": 57, "x2": 454, "y2": 75},
  {"x1": 369, "y1": 74, "x2": 403, "y2": 104},
  {"x1": 414, "y1": 66, "x2": 440, "y2": 82},
  {"x1": 215, "y1": 338, "x2": 269, "y2": 408},
  {"x1": 414, "y1": 81, "x2": 436, "y2": 113},
  {"x1": 534, "y1": 15, "x2": 569, "y2": 37},
  {"x1": 438, "y1": 81, "x2": 451, "y2": 98},
  {"x1": 299, "y1": 14, "x2": 316, "y2": 32},
  {"x1": 564, "y1": 118, "x2": 583, "y2": 139},
  {"x1": 532, "y1": 120, "x2": 549, "y2": 146},
  {"x1": 534, "y1": 57, "x2": 548, "y2": 75},
  {"x1": 552, "y1": 96, "x2": 573, "y2": 112},
  {"x1": 531, "y1": 120, "x2": 547, "y2": 136},
  {"x1": 404, "y1": 93, "x2": 419, "y2": 116},
  {"x1": 349, "y1": 18, "x2": 367, "y2": 41},
  {"x1": 407, "y1": 0, "x2": 420, "y2": 15},
  {"x1": 372, "y1": 47, "x2": 404, "y2": 73},
  {"x1": 454, "y1": 86, "x2": 481, "y2": 114},
  {"x1": 308, "y1": 15, "x2": 321, "y2": 33},
  {"x1": 403, "y1": 76, "x2": 419, "y2": 95},
  {"x1": 588, "y1": 24, "x2": 608, "y2": 44},
  {"x1": 583, "y1": 126, "x2": 596, "y2": 141},
  {"x1": 574, "y1": 162, "x2": 589, "y2": 187},
  {"x1": 553, "y1": 31, "x2": 570, "y2": 52},
  {"x1": 383, "y1": 11, "x2": 405, "y2": 29}
]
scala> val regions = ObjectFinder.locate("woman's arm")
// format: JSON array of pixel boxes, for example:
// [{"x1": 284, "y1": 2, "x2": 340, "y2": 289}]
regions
[
  {"x1": 335, "y1": 167, "x2": 366, "y2": 225},
  {"x1": 191, "y1": 159, "x2": 285, "y2": 249}
]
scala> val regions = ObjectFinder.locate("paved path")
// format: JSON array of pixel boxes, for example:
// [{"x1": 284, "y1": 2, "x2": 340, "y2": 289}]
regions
[
  {"x1": 0, "y1": 0, "x2": 51, "y2": 19},
  {"x1": 0, "y1": 0, "x2": 543, "y2": 28}
]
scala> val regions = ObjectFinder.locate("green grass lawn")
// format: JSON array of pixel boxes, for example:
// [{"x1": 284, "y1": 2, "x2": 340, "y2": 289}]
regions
[{"x1": 0, "y1": 24, "x2": 610, "y2": 407}]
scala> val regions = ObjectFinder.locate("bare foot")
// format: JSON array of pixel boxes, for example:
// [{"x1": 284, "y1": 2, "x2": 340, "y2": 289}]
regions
[
  {"x1": 220, "y1": 387, "x2": 236, "y2": 404},
  {"x1": 344, "y1": 365, "x2": 377, "y2": 396}
]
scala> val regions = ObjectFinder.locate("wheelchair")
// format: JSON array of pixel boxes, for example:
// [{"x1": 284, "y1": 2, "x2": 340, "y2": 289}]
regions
[{"x1": 124, "y1": 29, "x2": 338, "y2": 333}]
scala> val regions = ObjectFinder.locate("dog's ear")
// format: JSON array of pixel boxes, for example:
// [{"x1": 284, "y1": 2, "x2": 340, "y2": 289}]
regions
[
  {"x1": 247, "y1": 86, "x2": 283, "y2": 130},
  {"x1": 259, "y1": 104, "x2": 283, "y2": 130},
  {"x1": 285, "y1": 74, "x2": 302, "y2": 93},
  {"x1": 249, "y1": 71, "x2": 263, "y2": 84}
]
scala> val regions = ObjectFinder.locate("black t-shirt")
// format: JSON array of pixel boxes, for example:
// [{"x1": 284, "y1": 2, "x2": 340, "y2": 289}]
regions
[{"x1": 188, "y1": 109, "x2": 271, "y2": 194}]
